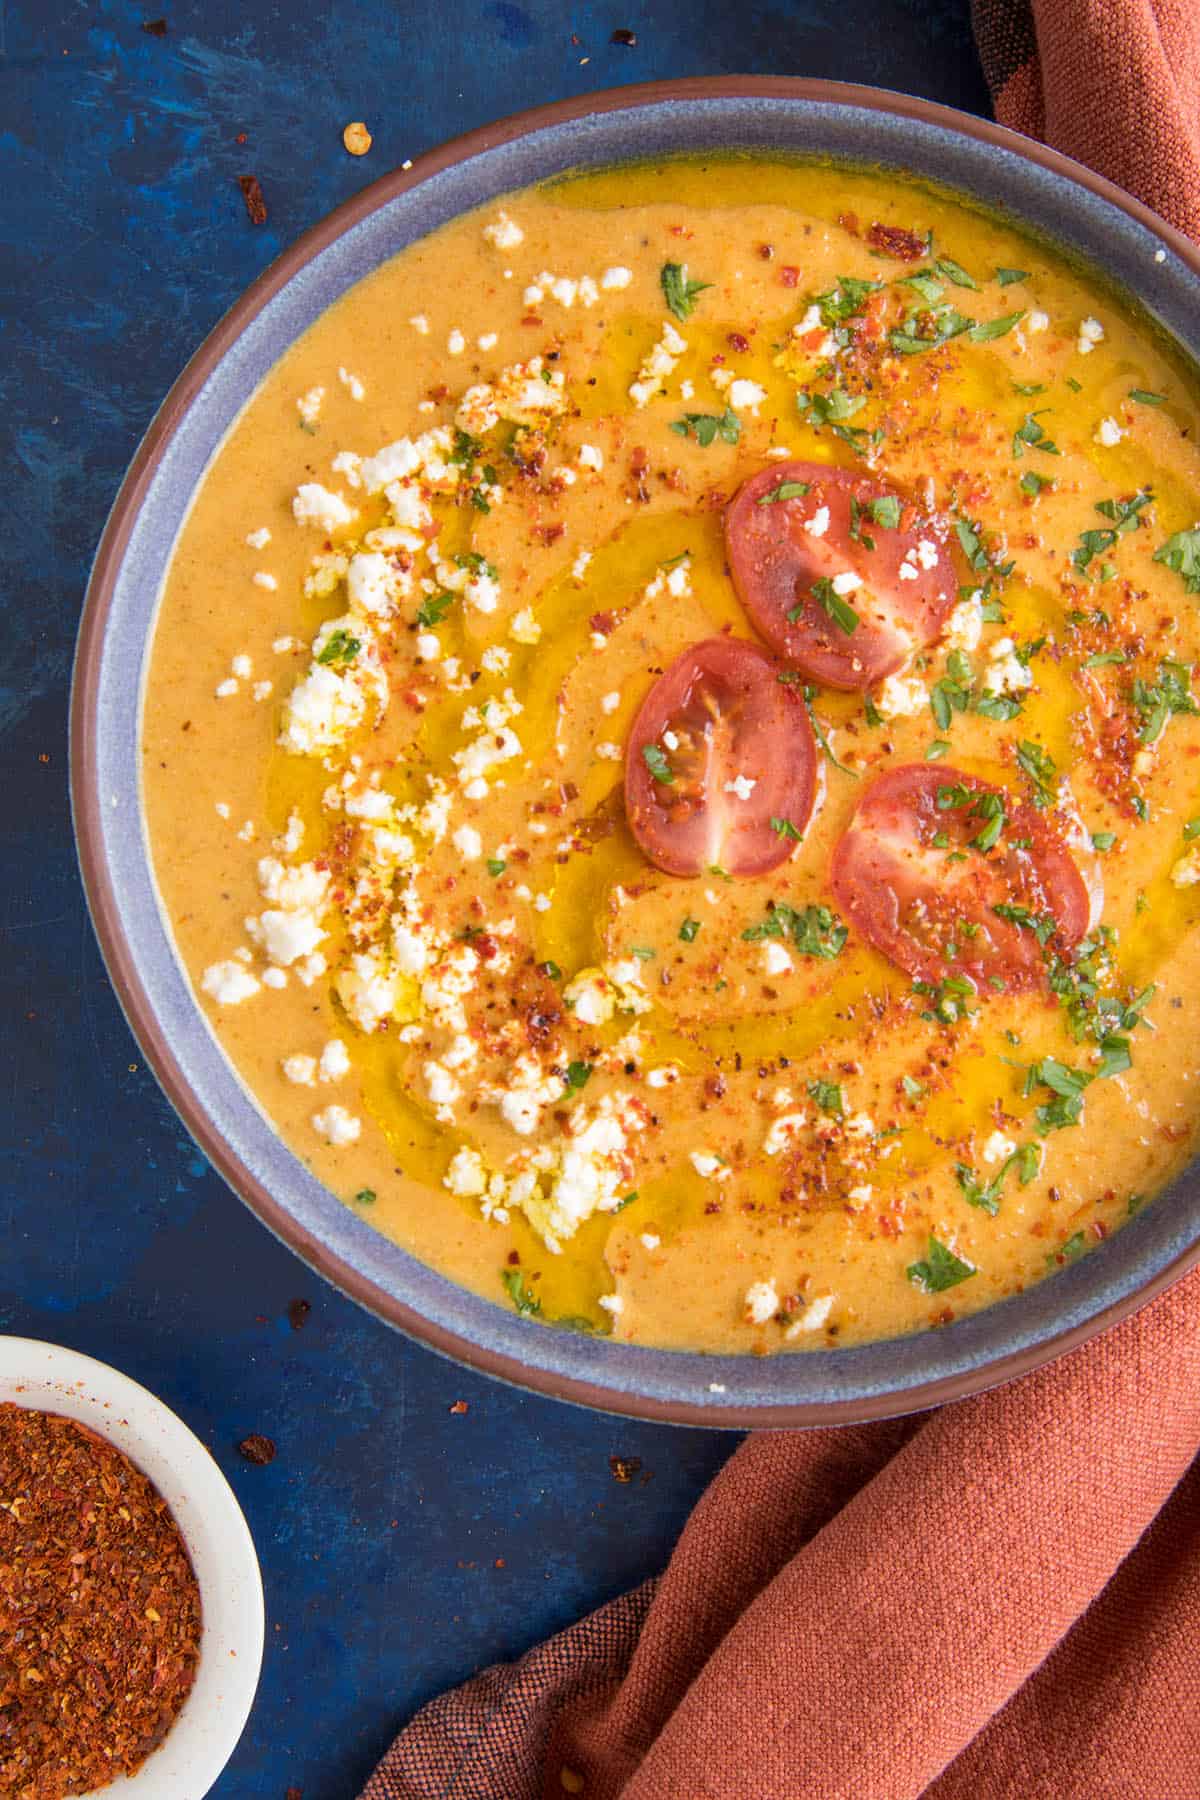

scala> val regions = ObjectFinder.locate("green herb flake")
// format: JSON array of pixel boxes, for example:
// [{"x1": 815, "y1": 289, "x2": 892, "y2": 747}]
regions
[
  {"x1": 995, "y1": 267, "x2": 1029, "y2": 286},
  {"x1": 1015, "y1": 739, "x2": 1058, "y2": 807},
  {"x1": 769, "y1": 816, "x2": 803, "y2": 840},
  {"x1": 352, "y1": 1187, "x2": 377, "y2": 1206},
  {"x1": 868, "y1": 494, "x2": 902, "y2": 529},
  {"x1": 968, "y1": 310, "x2": 1025, "y2": 342},
  {"x1": 1046, "y1": 1231, "x2": 1087, "y2": 1269},
  {"x1": 416, "y1": 592, "x2": 454, "y2": 627},
  {"x1": 756, "y1": 479, "x2": 811, "y2": 506},
  {"x1": 660, "y1": 261, "x2": 711, "y2": 321},
  {"x1": 935, "y1": 255, "x2": 978, "y2": 289},
  {"x1": 811, "y1": 576, "x2": 860, "y2": 635},
  {"x1": 316, "y1": 628, "x2": 362, "y2": 666},
  {"x1": 1012, "y1": 411, "x2": 1061, "y2": 458},
  {"x1": 806, "y1": 1078, "x2": 844, "y2": 1117},
  {"x1": 679, "y1": 917, "x2": 701, "y2": 943},
  {"x1": 907, "y1": 1236, "x2": 977, "y2": 1293},
  {"x1": 742, "y1": 901, "x2": 848, "y2": 959},
  {"x1": 1153, "y1": 528, "x2": 1200, "y2": 595},
  {"x1": 1128, "y1": 389, "x2": 1166, "y2": 406},
  {"x1": 642, "y1": 744, "x2": 674, "y2": 784},
  {"x1": 501, "y1": 1267, "x2": 542, "y2": 1317},
  {"x1": 1020, "y1": 471, "x2": 1052, "y2": 497},
  {"x1": 486, "y1": 858, "x2": 507, "y2": 878},
  {"x1": 1091, "y1": 830, "x2": 1117, "y2": 852},
  {"x1": 925, "y1": 740, "x2": 952, "y2": 760},
  {"x1": 902, "y1": 1074, "x2": 926, "y2": 1101},
  {"x1": 563, "y1": 1061, "x2": 593, "y2": 1092},
  {"x1": 670, "y1": 407, "x2": 740, "y2": 448}
]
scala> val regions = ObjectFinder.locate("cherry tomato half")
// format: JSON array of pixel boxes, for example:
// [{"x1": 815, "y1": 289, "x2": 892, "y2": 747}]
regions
[
  {"x1": 625, "y1": 637, "x2": 818, "y2": 878},
  {"x1": 830, "y1": 763, "x2": 1093, "y2": 990},
  {"x1": 724, "y1": 460, "x2": 959, "y2": 691}
]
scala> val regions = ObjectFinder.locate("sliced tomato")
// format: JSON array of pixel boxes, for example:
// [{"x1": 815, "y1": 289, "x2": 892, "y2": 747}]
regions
[
  {"x1": 724, "y1": 461, "x2": 958, "y2": 690},
  {"x1": 830, "y1": 764, "x2": 1093, "y2": 991},
  {"x1": 625, "y1": 638, "x2": 818, "y2": 878}
]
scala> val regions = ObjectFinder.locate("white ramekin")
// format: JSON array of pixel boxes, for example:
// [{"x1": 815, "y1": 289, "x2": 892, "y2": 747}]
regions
[{"x1": 0, "y1": 1335, "x2": 264, "y2": 1798}]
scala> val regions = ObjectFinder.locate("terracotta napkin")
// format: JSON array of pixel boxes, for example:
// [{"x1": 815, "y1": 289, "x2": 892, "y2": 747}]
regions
[{"x1": 363, "y1": 5, "x2": 1200, "y2": 1794}]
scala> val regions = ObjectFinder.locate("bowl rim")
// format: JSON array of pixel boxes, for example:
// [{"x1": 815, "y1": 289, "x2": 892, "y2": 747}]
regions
[
  {"x1": 71, "y1": 75, "x2": 1200, "y2": 1428},
  {"x1": 0, "y1": 1335, "x2": 264, "y2": 1797}
]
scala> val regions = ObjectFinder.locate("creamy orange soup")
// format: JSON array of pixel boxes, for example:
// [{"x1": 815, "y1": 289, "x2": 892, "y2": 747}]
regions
[{"x1": 143, "y1": 157, "x2": 1200, "y2": 1353}]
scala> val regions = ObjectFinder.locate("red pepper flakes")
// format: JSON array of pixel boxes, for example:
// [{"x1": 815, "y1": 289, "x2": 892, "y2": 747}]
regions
[
  {"x1": 779, "y1": 265, "x2": 799, "y2": 288},
  {"x1": 608, "y1": 1455, "x2": 643, "y2": 1483},
  {"x1": 449, "y1": 1400, "x2": 469, "y2": 1415},
  {"x1": 236, "y1": 1433, "x2": 276, "y2": 1466},
  {"x1": 0, "y1": 1404, "x2": 201, "y2": 1799},
  {"x1": 286, "y1": 1298, "x2": 311, "y2": 1331},
  {"x1": 237, "y1": 174, "x2": 268, "y2": 226},
  {"x1": 866, "y1": 220, "x2": 926, "y2": 262}
]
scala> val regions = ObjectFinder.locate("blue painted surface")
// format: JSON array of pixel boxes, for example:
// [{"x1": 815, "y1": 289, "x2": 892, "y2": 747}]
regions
[{"x1": 1, "y1": 5, "x2": 988, "y2": 1795}]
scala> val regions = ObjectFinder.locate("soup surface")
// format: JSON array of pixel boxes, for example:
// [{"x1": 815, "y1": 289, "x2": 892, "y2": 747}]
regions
[{"x1": 143, "y1": 156, "x2": 1200, "y2": 1353}]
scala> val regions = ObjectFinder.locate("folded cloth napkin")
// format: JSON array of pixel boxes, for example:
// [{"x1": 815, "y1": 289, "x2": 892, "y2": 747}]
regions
[{"x1": 363, "y1": 5, "x2": 1200, "y2": 1793}]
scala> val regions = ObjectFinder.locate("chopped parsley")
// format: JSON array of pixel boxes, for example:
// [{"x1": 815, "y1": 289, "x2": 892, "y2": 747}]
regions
[
  {"x1": 1128, "y1": 388, "x2": 1166, "y2": 406},
  {"x1": 806, "y1": 1078, "x2": 844, "y2": 1117},
  {"x1": 679, "y1": 917, "x2": 701, "y2": 943},
  {"x1": 501, "y1": 1268, "x2": 541, "y2": 1317},
  {"x1": 642, "y1": 744, "x2": 674, "y2": 784},
  {"x1": 1153, "y1": 528, "x2": 1200, "y2": 594},
  {"x1": 660, "y1": 261, "x2": 711, "y2": 321},
  {"x1": 316, "y1": 628, "x2": 362, "y2": 666},
  {"x1": 769, "y1": 816, "x2": 804, "y2": 840},
  {"x1": 995, "y1": 266, "x2": 1029, "y2": 286},
  {"x1": 742, "y1": 902, "x2": 848, "y2": 959},
  {"x1": 1015, "y1": 739, "x2": 1058, "y2": 807},
  {"x1": 869, "y1": 494, "x2": 902, "y2": 529},
  {"x1": 798, "y1": 386, "x2": 865, "y2": 429},
  {"x1": 1131, "y1": 658, "x2": 1198, "y2": 744},
  {"x1": 1024, "y1": 1056, "x2": 1093, "y2": 1134},
  {"x1": 955, "y1": 1142, "x2": 1040, "y2": 1214},
  {"x1": 1020, "y1": 470, "x2": 1052, "y2": 496},
  {"x1": 811, "y1": 576, "x2": 860, "y2": 635},
  {"x1": 1069, "y1": 488, "x2": 1153, "y2": 576},
  {"x1": 486, "y1": 858, "x2": 507, "y2": 878},
  {"x1": 416, "y1": 591, "x2": 454, "y2": 627},
  {"x1": 804, "y1": 686, "x2": 858, "y2": 778},
  {"x1": 968, "y1": 310, "x2": 1025, "y2": 342},
  {"x1": 889, "y1": 304, "x2": 975, "y2": 355},
  {"x1": 1012, "y1": 411, "x2": 1061, "y2": 458},
  {"x1": 756, "y1": 478, "x2": 811, "y2": 506},
  {"x1": 813, "y1": 274, "x2": 881, "y2": 324},
  {"x1": 913, "y1": 971, "x2": 976, "y2": 1025},
  {"x1": 563, "y1": 1061, "x2": 593, "y2": 1092},
  {"x1": 670, "y1": 407, "x2": 740, "y2": 447},
  {"x1": 538, "y1": 960, "x2": 562, "y2": 981},
  {"x1": 935, "y1": 255, "x2": 977, "y2": 288},
  {"x1": 906, "y1": 1237, "x2": 976, "y2": 1293},
  {"x1": 925, "y1": 740, "x2": 952, "y2": 760},
  {"x1": 1047, "y1": 1231, "x2": 1087, "y2": 1268},
  {"x1": 352, "y1": 1187, "x2": 377, "y2": 1206},
  {"x1": 1091, "y1": 830, "x2": 1117, "y2": 853}
]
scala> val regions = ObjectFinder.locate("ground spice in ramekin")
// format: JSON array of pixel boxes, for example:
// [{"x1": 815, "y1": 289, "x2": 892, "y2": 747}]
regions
[{"x1": 0, "y1": 1403, "x2": 202, "y2": 1799}]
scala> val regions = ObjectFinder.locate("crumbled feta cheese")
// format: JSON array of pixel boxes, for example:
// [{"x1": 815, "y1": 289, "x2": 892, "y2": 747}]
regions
[
  {"x1": 312, "y1": 1104, "x2": 361, "y2": 1146},
  {"x1": 215, "y1": 801, "x2": 231, "y2": 820},
  {"x1": 477, "y1": 331, "x2": 498, "y2": 351},
  {"x1": 645, "y1": 1066, "x2": 677, "y2": 1089},
  {"x1": 564, "y1": 968, "x2": 614, "y2": 1026},
  {"x1": 415, "y1": 632, "x2": 440, "y2": 663},
  {"x1": 296, "y1": 385, "x2": 325, "y2": 425},
  {"x1": 282, "y1": 1054, "x2": 317, "y2": 1086},
  {"x1": 982, "y1": 1129, "x2": 1016, "y2": 1165},
  {"x1": 201, "y1": 960, "x2": 261, "y2": 1005},
  {"x1": 595, "y1": 741, "x2": 621, "y2": 761},
  {"x1": 336, "y1": 950, "x2": 399, "y2": 1034},
  {"x1": 690, "y1": 1151, "x2": 723, "y2": 1178},
  {"x1": 338, "y1": 366, "x2": 365, "y2": 401},
  {"x1": 447, "y1": 329, "x2": 466, "y2": 355},
  {"x1": 784, "y1": 1294, "x2": 833, "y2": 1336},
  {"x1": 252, "y1": 680, "x2": 273, "y2": 702},
  {"x1": 640, "y1": 1232, "x2": 661, "y2": 1251},
  {"x1": 1028, "y1": 310, "x2": 1049, "y2": 333},
  {"x1": 600, "y1": 691, "x2": 621, "y2": 715},
  {"x1": 728, "y1": 378, "x2": 766, "y2": 413},
  {"x1": 944, "y1": 595, "x2": 983, "y2": 654},
  {"x1": 1077, "y1": 316, "x2": 1105, "y2": 353},
  {"x1": 598, "y1": 1293, "x2": 624, "y2": 1316},
  {"x1": 246, "y1": 527, "x2": 272, "y2": 549},
  {"x1": 252, "y1": 571, "x2": 277, "y2": 591},
  {"x1": 292, "y1": 482, "x2": 355, "y2": 533},
  {"x1": 601, "y1": 266, "x2": 633, "y2": 290},
  {"x1": 724, "y1": 773, "x2": 757, "y2": 800},
  {"x1": 231, "y1": 653, "x2": 252, "y2": 680},
  {"x1": 214, "y1": 678, "x2": 239, "y2": 699},
  {"x1": 452, "y1": 824, "x2": 483, "y2": 861},
  {"x1": 843, "y1": 1112, "x2": 875, "y2": 1140},
  {"x1": 916, "y1": 538, "x2": 940, "y2": 571},
  {"x1": 278, "y1": 663, "x2": 366, "y2": 756},
  {"x1": 346, "y1": 551, "x2": 399, "y2": 618},
  {"x1": 762, "y1": 941, "x2": 792, "y2": 976},
  {"x1": 493, "y1": 1056, "x2": 562, "y2": 1136},
  {"x1": 830, "y1": 571, "x2": 862, "y2": 597},
  {"x1": 577, "y1": 443, "x2": 604, "y2": 472},
  {"x1": 763, "y1": 1112, "x2": 807, "y2": 1155},
  {"x1": 803, "y1": 506, "x2": 830, "y2": 538},
  {"x1": 318, "y1": 1039, "x2": 351, "y2": 1083},
  {"x1": 483, "y1": 210, "x2": 524, "y2": 249},
  {"x1": 509, "y1": 608, "x2": 541, "y2": 645},
  {"x1": 983, "y1": 638, "x2": 1033, "y2": 698},
  {"x1": 876, "y1": 672, "x2": 927, "y2": 720},
  {"x1": 744, "y1": 1280, "x2": 779, "y2": 1325},
  {"x1": 1095, "y1": 416, "x2": 1125, "y2": 447},
  {"x1": 424, "y1": 1060, "x2": 462, "y2": 1113},
  {"x1": 898, "y1": 554, "x2": 919, "y2": 582},
  {"x1": 1171, "y1": 846, "x2": 1200, "y2": 887},
  {"x1": 409, "y1": 314, "x2": 430, "y2": 335},
  {"x1": 445, "y1": 1145, "x2": 488, "y2": 1197}
]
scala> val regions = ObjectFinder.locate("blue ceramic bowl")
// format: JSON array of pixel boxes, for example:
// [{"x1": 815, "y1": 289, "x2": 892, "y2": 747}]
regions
[{"x1": 72, "y1": 78, "x2": 1200, "y2": 1425}]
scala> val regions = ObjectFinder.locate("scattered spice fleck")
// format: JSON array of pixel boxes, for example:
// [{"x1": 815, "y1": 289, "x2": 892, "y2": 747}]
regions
[
  {"x1": 0, "y1": 1404, "x2": 201, "y2": 1798},
  {"x1": 449, "y1": 1399, "x2": 469, "y2": 1415},
  {"x1": 286, "y1": 1298, "x2": 311, "y2": 1331},
  {"x1": 237, "y1": 174, "x2": 268, "y2": 226},
  {"x1": 608, "y1": 1454, "x2": 644, "y2": 1483},
  {"x1": 236, "y1": 1432, "x2": 276, "y2": 1466},
  {"x1": 610, "y1": 26, "x2": 638, "y2": 44},
  {"x1": 342, "y1": 121, "x2": 372, "y2": 157},
  {"x1": 141, "y1": 16, "x2": 167, "y2": 34}
]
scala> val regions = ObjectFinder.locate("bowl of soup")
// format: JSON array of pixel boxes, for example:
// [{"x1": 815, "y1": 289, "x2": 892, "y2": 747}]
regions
[{"x1": 72, "y1": 77, "x2": 1200, "y2": 1423}]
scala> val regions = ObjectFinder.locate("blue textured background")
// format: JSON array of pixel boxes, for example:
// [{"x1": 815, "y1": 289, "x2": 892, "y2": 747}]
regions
[{"x1": 0, "y1": 5, "x2": 987, "y2": 1795}]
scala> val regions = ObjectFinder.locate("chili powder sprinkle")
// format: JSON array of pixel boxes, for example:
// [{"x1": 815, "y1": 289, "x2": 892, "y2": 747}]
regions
[{"x1": 0, "y1": 1404, "x2": 202, "y2": 1799}]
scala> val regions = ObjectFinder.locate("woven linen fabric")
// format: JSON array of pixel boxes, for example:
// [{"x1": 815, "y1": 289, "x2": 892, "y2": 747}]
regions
[{"x1": 363, "y1": 5, "x2": 1200, "y2": 1794}]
